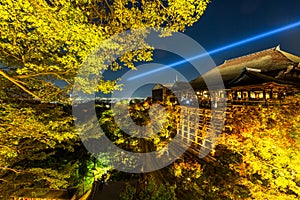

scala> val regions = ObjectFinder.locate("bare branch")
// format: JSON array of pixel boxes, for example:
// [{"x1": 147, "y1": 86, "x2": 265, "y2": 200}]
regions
[
  {"x1": 15, "y1": 71, "x2": 66, "y2": 79},
  {"x1": 0, "y1": 167, "x2": 27, "y2": 174},
  {"x1": 0, "y1": 178, "x2": 10, "y2": 182},
  {"x1": 0, "y1": 70, "x2": 41, "y2": 100}
]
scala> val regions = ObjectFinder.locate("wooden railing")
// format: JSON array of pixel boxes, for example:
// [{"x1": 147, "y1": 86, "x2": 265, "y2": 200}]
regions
[
  {"x1": 175, "y1": 97, "x2": 297, "y2": 156},
  {"x1": 176, "y1": 106, "x2": 226, "y2": 156}
]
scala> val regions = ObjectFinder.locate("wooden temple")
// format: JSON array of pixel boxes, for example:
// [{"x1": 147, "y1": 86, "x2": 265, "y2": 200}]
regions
[
  {"x1": 152, "y1": 46, "x2": 300, "y2": 156},
  {"x1": 152, "y1": 46, "x2": 300, "y2": 106}
]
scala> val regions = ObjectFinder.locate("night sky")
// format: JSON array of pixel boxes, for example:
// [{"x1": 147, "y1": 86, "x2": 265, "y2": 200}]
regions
[
  {"x1": 186, "y1": 0, "x2": 300, "y2": 65},
  {"x1": 102, "y1": 0, "x2": 300, "y2": 98},
  {"x1": 129, "y1": 0, "x2": 300, "y2": 97}
]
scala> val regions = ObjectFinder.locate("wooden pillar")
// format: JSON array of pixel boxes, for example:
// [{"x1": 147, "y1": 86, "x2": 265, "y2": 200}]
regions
[
  {"x1": 234, "y1": 90, "x2": 237, "y2": 100},
  {"x1": 187, "y1": 109, "x2": 190, "y2": 143},
  {"x1": 270, "y1": 89, "x2": 273, "y2": 99}
]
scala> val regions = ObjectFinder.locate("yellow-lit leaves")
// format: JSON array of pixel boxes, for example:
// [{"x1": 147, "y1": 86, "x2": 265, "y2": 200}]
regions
[{"x1": 219, "y1": 101, "x2": 300, "y2": 198}]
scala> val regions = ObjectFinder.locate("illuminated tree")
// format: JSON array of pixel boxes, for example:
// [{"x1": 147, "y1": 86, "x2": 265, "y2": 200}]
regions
[
  {"x1": 0, "y1": 0, "x2": 210, "y2": 101},
  {"x1": 218, "y1": 100, "x2": 300, "y2": 199},
  {"x1": 0, "y1": 0, "x2": 210, "y2": 197},
  {"x1": 0, "y1": 100, "x2": 83, "y2": 196},
  {"x1": 176, "y1": 99, "x2": 300, "y2": 199},
  {"x1": 120, "y1": 98, "x2": 300, "y2": 199}
]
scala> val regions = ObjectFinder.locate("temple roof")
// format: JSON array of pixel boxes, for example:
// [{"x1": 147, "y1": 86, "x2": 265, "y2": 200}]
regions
[
  {"x1": 190, "y1": 46, "x2": 300, "y2": 89},
  {"x1": 152, "y1": 83, "x2": 175, "y2": 90},
  {"x1": 152, "y1": 81, "x2": 192, "y2": 92}
]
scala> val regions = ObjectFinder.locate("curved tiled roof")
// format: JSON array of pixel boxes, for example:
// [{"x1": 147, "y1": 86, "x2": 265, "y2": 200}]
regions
[{"x1": 190, "y1": 46, "x2": 300, "y2": 89}]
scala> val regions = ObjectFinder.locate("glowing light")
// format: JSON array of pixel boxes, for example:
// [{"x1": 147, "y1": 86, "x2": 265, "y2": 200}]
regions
[{"x1": 128, "y1": 20, "x2": 300, "y2": 81}]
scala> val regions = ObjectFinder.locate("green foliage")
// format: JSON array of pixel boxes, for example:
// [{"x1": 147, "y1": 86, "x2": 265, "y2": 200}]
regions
[
  {"x1": 118, "y1": 99, "x2": 300, "y2": 199},
  {"x1": 0, "y1": 101, "x2": 82, "y2": 196},
  {"x1": 0, "y1": 0, "x2": 209, "y2": 125},
  {"x1": 78, "y1": 158, "x2": 112, "y2": 195},
  {"x1": 120, "y1": 176, "x2": 177, "y2": 200},
  {"x1": 98, "y1": 100, "x2": 176, "y2": 153},
  {"x1": 0, "y1": 0, "x2": 210, "y2": 197},
  {"x1": 0, "y1": 0, "x2": 210, "y2": 101},
  {"x1": 218, "y1": 102, "x2": 300, "y2": 199}
]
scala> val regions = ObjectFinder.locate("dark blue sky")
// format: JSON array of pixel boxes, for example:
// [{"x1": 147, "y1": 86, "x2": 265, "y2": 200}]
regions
[
  {"x1": 105, "y1": 0, "x2": 300, "y2": 97},
  {"x1": 185, "y1": 0, "x2": 300, "y2": 65}
]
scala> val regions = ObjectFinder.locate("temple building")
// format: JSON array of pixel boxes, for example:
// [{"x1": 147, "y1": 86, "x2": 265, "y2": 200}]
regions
[{"x1": 152, "y1": 46, "x2": 300, "y2": 106}]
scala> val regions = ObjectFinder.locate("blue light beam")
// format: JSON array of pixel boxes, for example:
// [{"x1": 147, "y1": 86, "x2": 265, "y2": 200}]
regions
[{"x1": 128, "y1": 20, "x2": 300, "y2": 81}]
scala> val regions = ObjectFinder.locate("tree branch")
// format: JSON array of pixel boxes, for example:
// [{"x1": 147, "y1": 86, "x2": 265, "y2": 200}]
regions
[
  {"x1": 1, "y1": 49, "x2": 23, "y2": 63},
  {"x1": 15, "y1": 71, "x2": 66, "y2": 79},
  {"x1": 0, "y1": 70, "x2": 41, "y2": 100},
  {"x1": 0, "y1": 178, "x2": 10, "y2": 183},
  {"x1": 0, "y1": 167, "x2": 26, "y2": 174}
]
